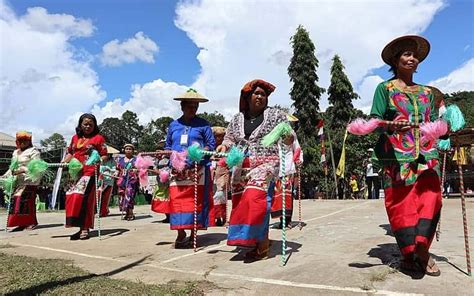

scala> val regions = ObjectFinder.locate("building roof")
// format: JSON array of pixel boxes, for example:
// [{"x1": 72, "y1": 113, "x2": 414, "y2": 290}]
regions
[{"x1": 0, "y1": 132, "x2": 16, "y2": 148}]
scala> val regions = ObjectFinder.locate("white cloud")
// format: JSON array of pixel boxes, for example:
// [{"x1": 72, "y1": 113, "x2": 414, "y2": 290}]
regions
[
  {"x1": 0, "y1": 1, "x2": 104, "y2": 142},
  {"x1": 428, "y1": 58, "x2": 474, "y2": 93},
  {"x1": 174, "y1": 0, "x2": 446, "y2": 116},
  {"x1": 100, "y1": 32, "x2": 159, "y2": 66}
]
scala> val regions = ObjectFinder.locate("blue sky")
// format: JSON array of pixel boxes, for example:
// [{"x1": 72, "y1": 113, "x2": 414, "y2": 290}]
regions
[{"x1": 1, "y1": 0, "x2": 473, "y2": 141}]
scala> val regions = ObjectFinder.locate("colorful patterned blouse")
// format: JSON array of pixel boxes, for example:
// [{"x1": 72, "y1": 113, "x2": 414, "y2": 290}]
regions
[{"x1": 370, "y1": 80, "x2": 440, "y2": 186}]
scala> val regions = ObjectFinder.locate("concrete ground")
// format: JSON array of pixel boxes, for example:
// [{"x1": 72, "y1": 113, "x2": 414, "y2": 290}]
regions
[{"x1": 1, "y1": 198, "x2": 473, "y2": 295}]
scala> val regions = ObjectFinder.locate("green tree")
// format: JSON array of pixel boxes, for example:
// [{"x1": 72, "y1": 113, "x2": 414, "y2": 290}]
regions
[
  {"x1": 121, "y1": 110, "x2": 143, "y2": 148},
  {"x1": 198, "y1": 111, "x2": 228, "y2": 127},
  {"x1": 288, "y1": 25, "x2": 325, "y2": 194},
  {"x1": 99, "y1": 117, "x2": 126, "y2": 150},
  {"x1": 139, "y1": 116, "x2": 173, "y2": 152},
  {"x1": 40, "y1": 133, "x2": 66, "y2": 150}
]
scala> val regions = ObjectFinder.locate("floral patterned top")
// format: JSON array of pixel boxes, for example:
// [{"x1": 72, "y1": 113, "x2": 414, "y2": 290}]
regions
[{"x1": 370, "y1": 80, "x2": 439, "y2": 187}]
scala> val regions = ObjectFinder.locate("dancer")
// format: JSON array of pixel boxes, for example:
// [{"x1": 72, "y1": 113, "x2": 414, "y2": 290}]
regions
[
  {"x1": 165, "y1": 89, "x2": 215, "y2": 248},
  {"x1": 99, "y1": 153, "x2": 116, "y2": 217},
  {"x1": 117, "y1": 144, "x2": 138, "y2": 221},
  {"x1": 63, "y1": 113, "x2": 107, "y2": 240},
  {"x1": 2, "y1": 131, "x2": 41, "y2": 231},
  {"x1": 211, "y1": 126, "x2": 229, "y2": 226},
  {"x1": 216, "y1": 79, "x2": 294, "y2": 260},
  {"x1": 370, "y1": 35, "x2": 443, "y2": 275}
]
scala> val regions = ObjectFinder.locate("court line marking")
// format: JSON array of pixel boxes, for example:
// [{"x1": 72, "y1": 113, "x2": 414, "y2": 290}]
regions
[
  {"x1": 6, "y1": 242, "x2": 422, "y2": 296},
  {"x1": 163, "y1": 201, "x2": 371, "y2": 264}
]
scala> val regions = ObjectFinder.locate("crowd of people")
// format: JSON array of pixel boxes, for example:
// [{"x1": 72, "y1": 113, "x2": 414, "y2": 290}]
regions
[{"x1": 1, "y1": 35, "x2": 451, "y2": 276}]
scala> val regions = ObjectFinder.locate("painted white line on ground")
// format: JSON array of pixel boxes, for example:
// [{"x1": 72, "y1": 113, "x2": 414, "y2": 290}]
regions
[
  {"x1": 162, "y1": 243, "x2": 228, "y2": 264},
  {"x1": 162, "y1": 201, "x2": 371, "y2": 264},
  {"x1": 8, "y1": 242, "x2": 422, "y2": 296},
  {"x1": 305, "y1": 201, "x2": 370, "y2": 223}
]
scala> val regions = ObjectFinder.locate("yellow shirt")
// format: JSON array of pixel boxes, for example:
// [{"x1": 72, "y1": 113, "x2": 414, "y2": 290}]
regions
[{"x1": 350, "y1": 179, "x2": 359, "y2": 192}]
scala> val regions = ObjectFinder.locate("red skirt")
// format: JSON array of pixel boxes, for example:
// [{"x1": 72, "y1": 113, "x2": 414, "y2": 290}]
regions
[
  {"x1": 99, "y1": 185, "x2": 113, "y2": 217},
  {"x1": 65, "y1": 175, "x2": 96, "y2": 229},
  {"x1": 168, "y1": 166, "x2": 214, "y2": 230},
  {"x1": 7, "y1": 185, "x2": 38, "y2": 227},
  {"x1": 384, "y1": 169, "x2": 442, "y2": 256},
  {"x1": 271, "y1": 179, "x2": 293, "y2": 218}
]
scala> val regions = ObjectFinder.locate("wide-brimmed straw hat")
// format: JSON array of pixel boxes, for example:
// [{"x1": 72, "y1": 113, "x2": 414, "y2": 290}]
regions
[
  {"x1": 174, "y1": 88, "x2": 208, "y2": 103},
  {"x1": 212, "y1": 126, "x2": 226, "y2": 135},
  {"x1": 123, "y1": 143, "x2": 135, "y2": 150},
  {"x1": 381, "y1": 35, "x2": 430, "y2": 66}
]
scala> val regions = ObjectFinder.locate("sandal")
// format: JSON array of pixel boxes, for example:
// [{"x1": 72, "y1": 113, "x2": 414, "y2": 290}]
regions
[
  {"x1": 417, "y1": 256, "x2": 441, "y2": 276},
  {"x1": 245, "y1": 247, "x2": 270, "y2": 260},
  {"x1": 79, "y1": 230, "x2": 90, "y2": 240},
  {"x1": 26, "y1": 224, "x2": 38, "y2": 230}
]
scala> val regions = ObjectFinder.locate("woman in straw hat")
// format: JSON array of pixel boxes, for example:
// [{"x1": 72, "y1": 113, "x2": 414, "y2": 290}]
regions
[
  {"x1": 1, "y1": 131, "x2": 41, "y2": 231},
  {"x1": 164, "y1": 88, "x2": 216, "y2": 248},
  {"x1": 216, "y1": 79, "x2": 295, "y2": 260},
  {"x1": 370, "y1": 35, "x2": 444, "y2": 276},
  {"x1": 117, "y1": 143, "x2": 138, "y2": 221},
  {"x1": 63, "y1": 113, "x2": 108, "y2": 240}
]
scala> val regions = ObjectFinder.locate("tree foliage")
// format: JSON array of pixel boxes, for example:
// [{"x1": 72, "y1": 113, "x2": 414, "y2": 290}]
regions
[
  {"x1": 198, "y1": 111, "x2": 228, "y2": 127},
  {"x1": 40, "y1": 133, "x2": 66, "y2": 150},
  {"x1": 288, "y1": 25, "x2": 325, "y2": 193},
  {"x1": 445, "y1": 91, "x2": 474, "y2": 126},
  {"x1": 139, "y1": 116, "x2": 173, "y2": 152}
]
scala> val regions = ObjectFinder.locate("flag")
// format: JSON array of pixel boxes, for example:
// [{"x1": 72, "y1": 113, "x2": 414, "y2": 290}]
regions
[
  {"x1": 316, "y1": 119, "x2": 328, "y2": 175},
  {"x1": 453, "y1": 147, "x2": 467, "y2": 165},
  {"x1": 336, "y1": 129, "x2": 349, "y2": 177}
]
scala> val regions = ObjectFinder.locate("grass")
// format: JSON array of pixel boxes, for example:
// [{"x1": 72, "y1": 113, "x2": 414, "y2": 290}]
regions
[{"x1": 0, "y1": 252, "x2": 215, "y2": 295}]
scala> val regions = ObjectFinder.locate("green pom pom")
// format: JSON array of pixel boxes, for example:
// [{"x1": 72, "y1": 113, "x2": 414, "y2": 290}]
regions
[
  {"x1": 68, "y1": 158, "x2": 83, "y2": 179},
  {"x1": 188, "y1": 143, "x2": 203, "y2": 162},
  {"x1": 27, "y1": 159, "x2": 49, "y2": 182},
  {"x1": 443, "y1": 105, "x2": 465, "y2": 132},
  {"x1": 438, "y1": 139, "x2": 451, "y2": 151},
  {"x1": 261, "y1": 122, "x2": 293, "y2": 147},
  {"x1": 0, "y1": 175, "x2": 16, "y2": 196},
  {"x1": 9, "y1": 158, "x2": 19, "y2": 172},
  {"x1": 86, "y1": 150, "x2": 101, "y2": 165},
  {"x1": 226, "y1": 146, "x2": 245, "y2": 168}
]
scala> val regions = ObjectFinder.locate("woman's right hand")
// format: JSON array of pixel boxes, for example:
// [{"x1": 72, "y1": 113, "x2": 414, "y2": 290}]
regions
[
  {"x1": 216, "y1": 145, "x2": 228, "y2": 153},
  {"x1": 388, "y1": 120, "x2": 411, "y2": 134}
]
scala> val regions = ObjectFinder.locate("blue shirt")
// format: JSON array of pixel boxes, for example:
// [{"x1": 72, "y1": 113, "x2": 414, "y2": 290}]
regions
[{"x1": 165, "y1": 116, "x2": 216, "y2": 167}]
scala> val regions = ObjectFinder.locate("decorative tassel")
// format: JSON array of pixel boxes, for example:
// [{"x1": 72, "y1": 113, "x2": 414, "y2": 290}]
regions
[
  {"x1": 170, "y1": 150, "x2": 187, "y2": 171},
  {"x1": 68, "y1": 158, "x2": 83, "y2": 179},
  {"x1": 138, "y1": 169, "x2": 148, "y2": 188},
  {"x1": 420, "y1": 120, "x2": 448, "y2": 142},
  {"x1": 188, "y1": 143, "x2": 204, "y2": 162},
  {"x1": 0, "y1": 175, "x2": 16, "y2": 197},
  {"x1": 261, "y1": 122, "x2": 293, "y2": 147},
  {"x1": 438, "y1": 139, "x2": 451, "y2": 151},
  {"x1": 86, "y1": 150, "x2": 101, "y2": 165},
  {"x1": 347, "y1": 118, "x2": 382, "y2": 135},
  {"x1": 159, "y1": 169, "x2": 170, "y2": 183},
  {"x1": 225, "y1": 146, "x2": 245, "y2": 168},
  {"x1": 442, "y1": 105, "x2": 465, "y2": 132},
  {"x1": 9, "y1": 158, "x2": 19, "y2": 172},
  {"x1": 135, "y1": 155, "x2": 154, "y2": 169},
  {"x1": 27, "y1": 159, "x2": 50, "y2": 182}
]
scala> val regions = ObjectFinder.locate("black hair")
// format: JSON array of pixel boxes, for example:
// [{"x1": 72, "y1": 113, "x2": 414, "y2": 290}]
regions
[{"x1": 75, "y1": 113, "x2": 100, "y2": 137}]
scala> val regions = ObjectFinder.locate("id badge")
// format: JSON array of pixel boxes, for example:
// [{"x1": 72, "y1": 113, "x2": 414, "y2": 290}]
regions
[{"x1": 180, "y1": 134, "x2": 188, "y2": 146}]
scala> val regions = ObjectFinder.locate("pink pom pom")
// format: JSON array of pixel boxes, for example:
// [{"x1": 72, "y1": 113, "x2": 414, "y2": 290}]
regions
[
  {"x1": 138, "y1": 168, "x2": 148, "y2": 188},
  {"x1": 293, "y1": 147, "x2": 302, "y2": 163},
  {"x1": 171, "y1": 150, "x2": 187, "y2": 171},
  {"x1": 347, "y1": 118, "x2": 382, "y2": 135},
  {"x1": 135, "y1": 155, "x2": 154, "y2": 169},
  {"x1": 420, "y1": 120, "x2": 448, "y2": 143},
  {"x1": 159, "y1": 169, "x2": 170, "y2": 183}
]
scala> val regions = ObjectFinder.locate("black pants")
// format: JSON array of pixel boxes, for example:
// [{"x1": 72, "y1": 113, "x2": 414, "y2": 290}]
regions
[{"x1": 366, "y1": 176, "x2": 380, "y2": 199}]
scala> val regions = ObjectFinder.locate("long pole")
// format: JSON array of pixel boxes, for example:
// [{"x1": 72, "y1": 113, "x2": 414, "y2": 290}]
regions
[
  {"x1": 456, "y1": 146, "x2": 471, "y2": 276},
  {"x1": 436, "y1": 152, "x2": 447, "y2": 241}
]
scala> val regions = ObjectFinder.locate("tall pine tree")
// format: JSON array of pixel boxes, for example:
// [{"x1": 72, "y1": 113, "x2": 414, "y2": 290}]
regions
[{"x1": 288, "y1": 25, "x2": 325, "y2": 195}]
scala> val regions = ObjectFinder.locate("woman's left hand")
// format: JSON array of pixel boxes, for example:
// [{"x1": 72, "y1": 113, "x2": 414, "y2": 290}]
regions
[{"x1": 283, "y1": 134, "x2": 294, "y2": 145}]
